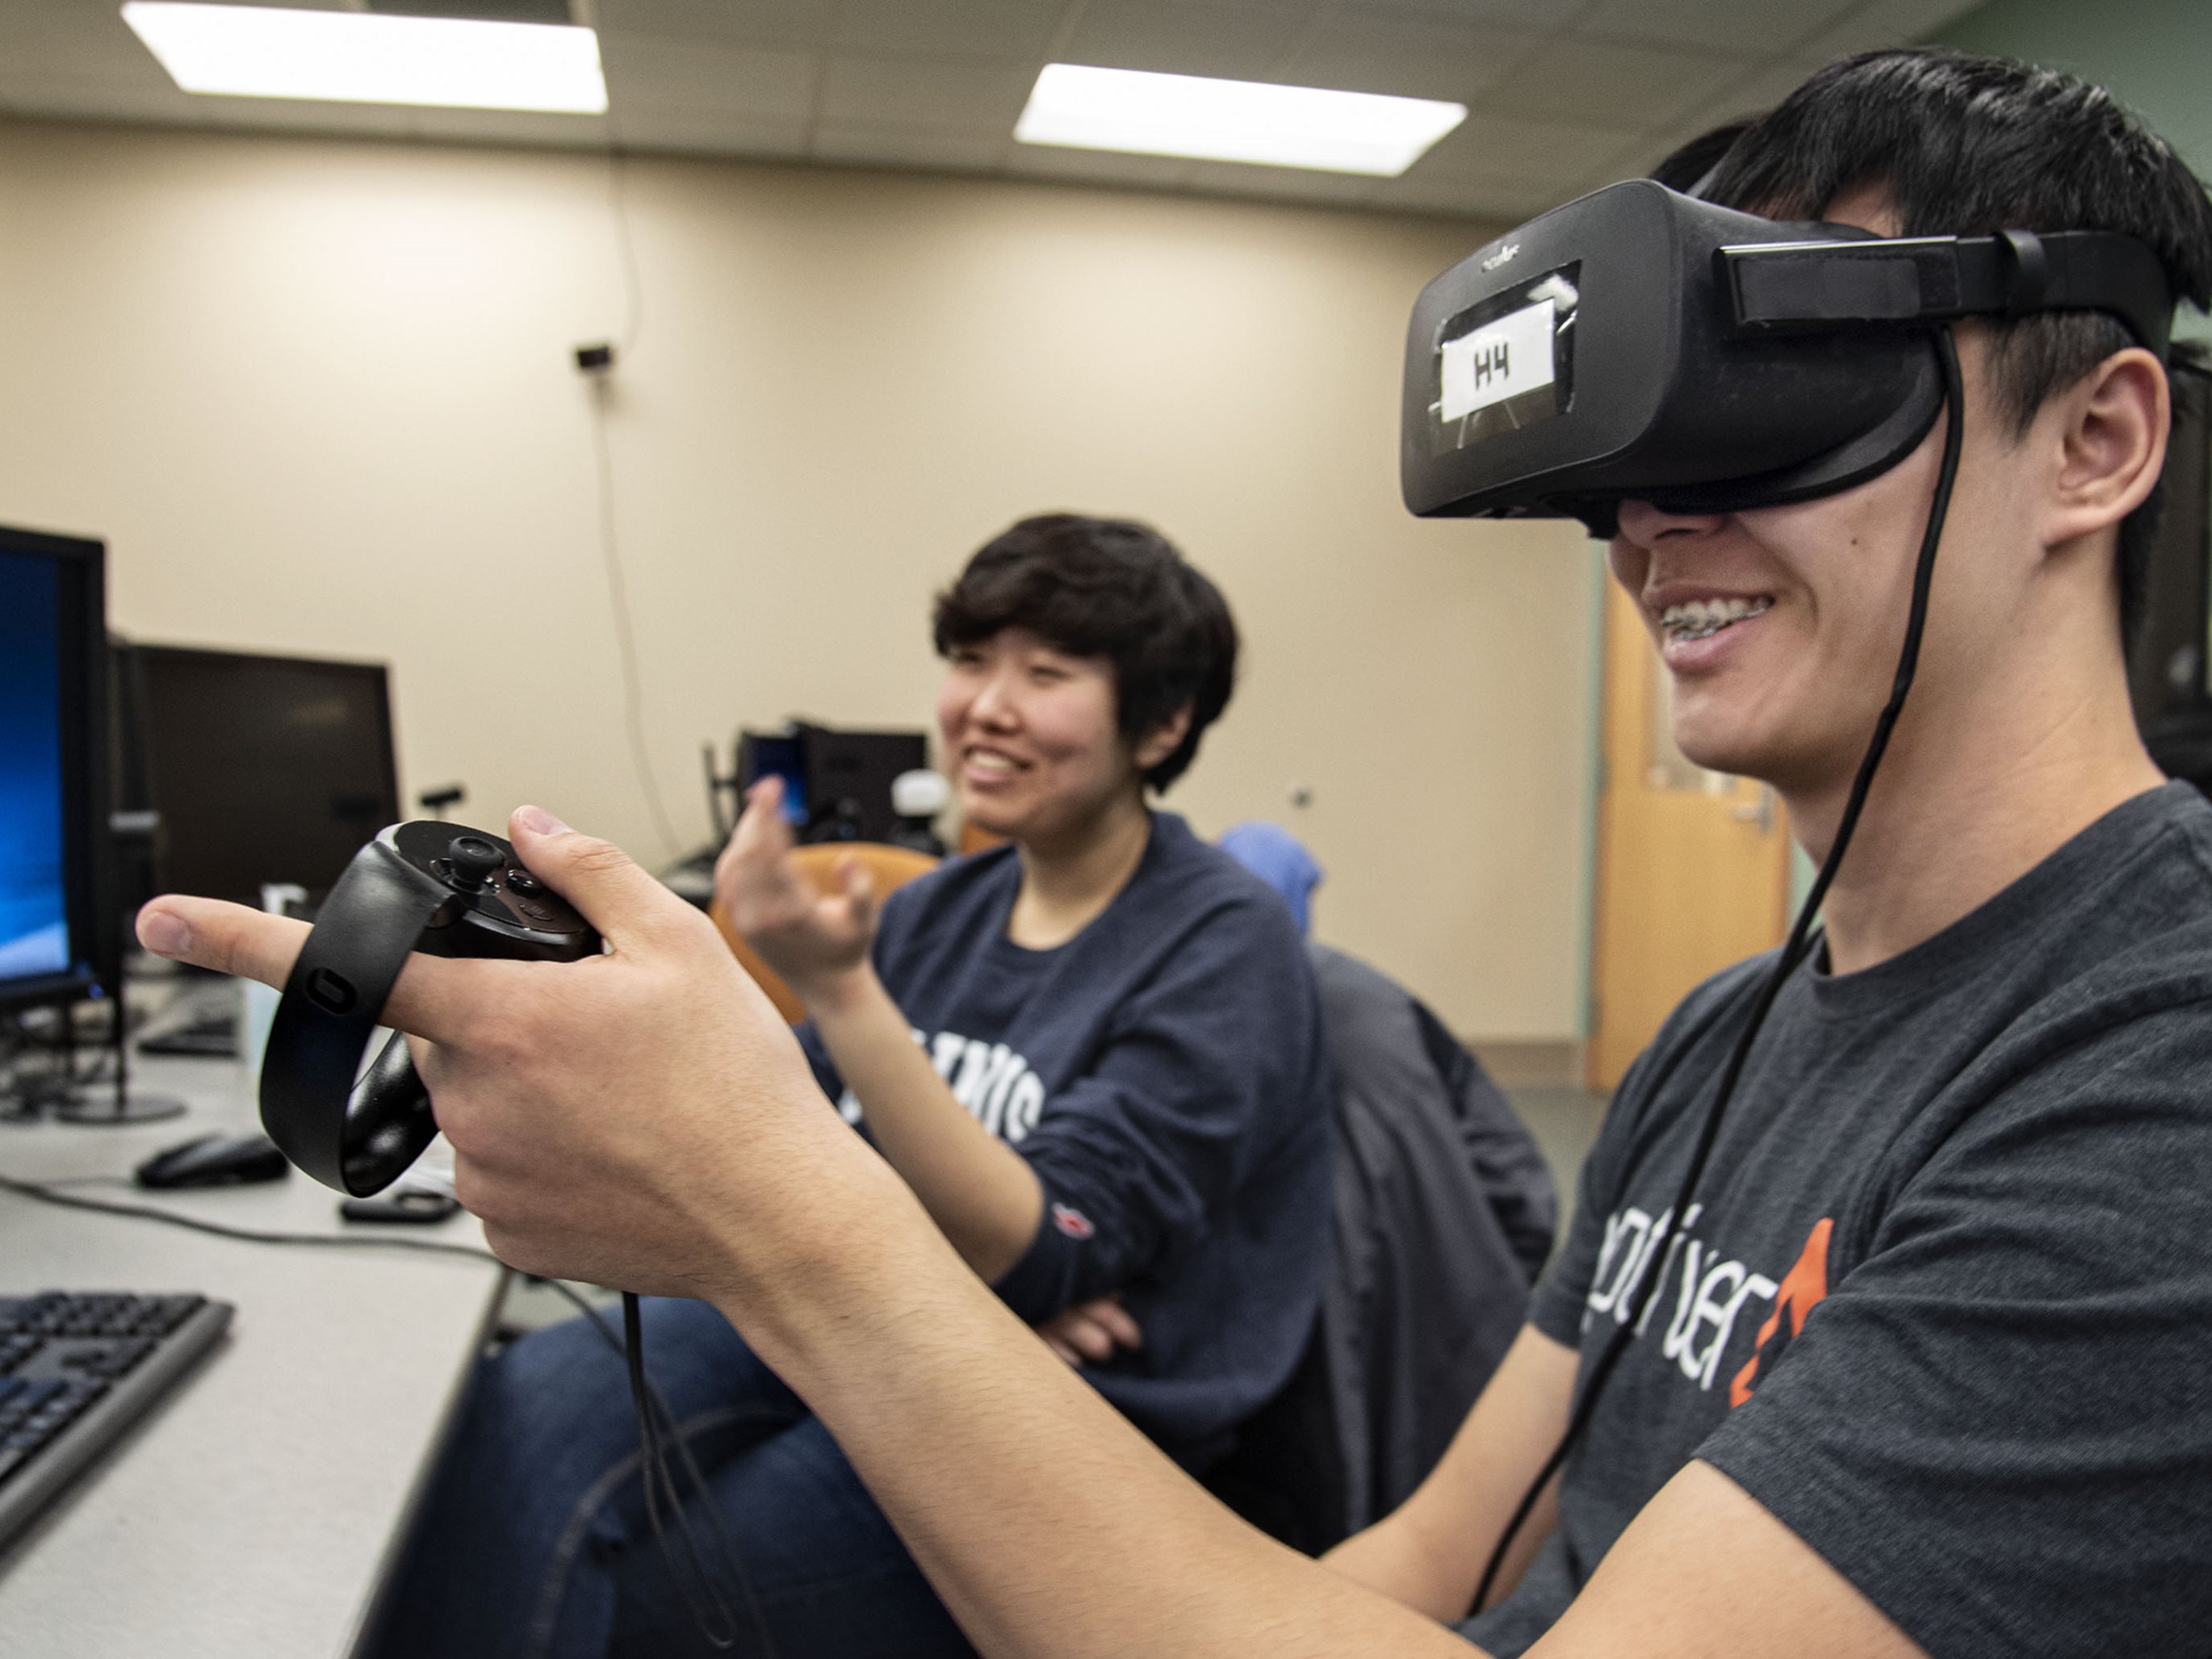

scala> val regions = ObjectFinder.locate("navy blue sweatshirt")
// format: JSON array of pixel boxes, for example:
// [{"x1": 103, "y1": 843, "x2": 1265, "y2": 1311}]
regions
[{"x1": 796, "y1": 811, "x2": 1334, "y2": 1470}]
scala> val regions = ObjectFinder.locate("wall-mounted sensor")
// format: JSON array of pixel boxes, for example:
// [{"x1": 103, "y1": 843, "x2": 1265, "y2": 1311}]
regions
[{"x1": 574, "y1": 342, "x2": 615, "y2": 373}]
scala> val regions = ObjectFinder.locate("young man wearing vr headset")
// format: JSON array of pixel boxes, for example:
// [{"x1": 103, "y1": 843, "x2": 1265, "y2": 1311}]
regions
[{"x1": 142, "y1": 47, "x2": 2212, "y2": 1659}]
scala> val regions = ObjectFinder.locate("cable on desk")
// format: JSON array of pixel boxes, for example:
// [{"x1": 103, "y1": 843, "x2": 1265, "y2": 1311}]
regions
[
  {"x1": 0, "y1": 1171, "x2": 777, "y2": 1653},
  {"x1": 0, "y1": 1172, "x2": 500, "y2": 1262}
]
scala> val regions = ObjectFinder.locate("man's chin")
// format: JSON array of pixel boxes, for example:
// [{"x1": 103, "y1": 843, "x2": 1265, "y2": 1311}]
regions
[{"x1": 1674, "y1": 729, "x2": 1778, "y2": 786}]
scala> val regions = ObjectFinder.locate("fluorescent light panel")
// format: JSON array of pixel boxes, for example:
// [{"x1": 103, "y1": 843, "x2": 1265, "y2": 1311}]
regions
[
  {"x1": 119, "y1": 2, "x2": 607, "y2": 114},
  {"x1": 1016, "y1": 64, "x2": 1464, "y2": 178}
]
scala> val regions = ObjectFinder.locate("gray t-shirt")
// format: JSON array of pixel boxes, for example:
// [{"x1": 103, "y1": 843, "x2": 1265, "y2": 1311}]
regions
[{"x1": 1464, "y1": 781, "x2": 2212, "y2": 1658}]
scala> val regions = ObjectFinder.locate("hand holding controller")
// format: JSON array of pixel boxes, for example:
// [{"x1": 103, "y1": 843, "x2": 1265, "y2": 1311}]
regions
[{"x1": 258, "y1": 823, "x2": 602, "y2": 1196}]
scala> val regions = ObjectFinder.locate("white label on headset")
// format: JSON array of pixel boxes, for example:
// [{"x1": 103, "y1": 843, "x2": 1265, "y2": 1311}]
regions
[{"x1": 1438, "y1": 299, "x2": 1556, "y2": 422}]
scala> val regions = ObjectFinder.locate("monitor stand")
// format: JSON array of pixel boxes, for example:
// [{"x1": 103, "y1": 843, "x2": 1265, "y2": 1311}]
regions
[{"x1": 54, "y1": 978, "x2": 186, "y2": 1126}]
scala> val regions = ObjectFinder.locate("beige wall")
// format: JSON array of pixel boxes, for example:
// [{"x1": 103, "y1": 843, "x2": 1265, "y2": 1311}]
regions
[{"x1": 0, "y1": 118, "x2": 1598, "y2": 1041}]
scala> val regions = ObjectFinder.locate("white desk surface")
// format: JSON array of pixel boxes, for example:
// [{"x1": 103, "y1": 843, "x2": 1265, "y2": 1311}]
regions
[{"x1": 0, "y1": 1053, "x2": 506, "y2": 1658}]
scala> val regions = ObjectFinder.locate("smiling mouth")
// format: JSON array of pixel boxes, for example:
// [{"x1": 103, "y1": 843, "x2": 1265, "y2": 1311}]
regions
[{"x1": 1659, "y1": 595, "x2": 1774, "y2": 643}]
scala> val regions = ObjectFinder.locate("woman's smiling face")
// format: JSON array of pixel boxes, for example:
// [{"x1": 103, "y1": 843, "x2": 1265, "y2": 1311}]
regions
[{"x1": 937, "y1": 627, "x2": 1147, "y2": 844}]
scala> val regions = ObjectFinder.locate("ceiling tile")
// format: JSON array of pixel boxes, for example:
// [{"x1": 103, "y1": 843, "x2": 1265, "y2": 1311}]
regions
[
  {"x1": 833, "y1": 0, "x2": 1070, "y2": 63},
  {"x1": 811, "y1": 122, "x2": 1010, "y2": 170},
  {"x1": 600, "y1": 33, "x2": 818, "y2": 120},
  {"x1": 1372, "y1": 167, "x2": 1560, "y2": 224},
  {"x1": 1059, "y1": 0, "x2": 1305, "y2": 82},
  {"x1": 1004, "y1": 142, "x2": 1198, "y2": 191},
  {"x1": 1410, "y1": 107, "x2": 1640, "y2": 193},
  {"x1": 398, "y1": 106, "x2": 614, "y2": 148},
  {"x1": 594, "y1": 0, "x2": 841, "y2": 48},
  {"x1": 1347, "y1": 0, "x2": 1604, "y2": 28},
  {"x1": 1577, "y1": 0, "x2": 1859, "y2": 54},
  {"x1": 194, "y1": 96, "x2": 427, "y2": 140},
  {"x1": 1787, "y1": 0, "x2": 1989, "y2": 61},
  {"x1": 1182, "y1": 158, "x2": 1388, "y2": 206},
  {"x1": 0, "y1": 74, "x2": 203, "y2": 127},
  {"x1": 612, "y1": 107, "x2": 810, "y2": 158},
  {"x1": 1277, "y1": 10, "x2": 1540, "y2": 103},
  {"x1": 818, "y1": 53, "x2": 1037, "y2": 133},
  {"x1": 1480, "y1": 34, "x2": 1761, "y2": 132},
  {"x1": 0, "y1": 3, "x2": 180, "y2": 85}
]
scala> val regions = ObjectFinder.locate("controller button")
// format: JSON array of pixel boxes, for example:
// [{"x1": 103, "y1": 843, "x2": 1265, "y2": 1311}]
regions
[
  {"x1": 513, "y1": 898, "x2": 559, "y2": 924},
  {"x1": 505, "y1": 869, "x2": 543, "y2": 896},
  {"x1": 443, "y1": 836, "x2": 506, "y2": 891}
]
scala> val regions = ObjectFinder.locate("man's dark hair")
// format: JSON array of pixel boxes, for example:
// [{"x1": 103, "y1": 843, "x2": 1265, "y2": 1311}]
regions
[
  {"x1": 932, "y1": 514, "x2": 1237, "y2": 792},
  {"x1": 1703, "y1": 48, "x2": 2212, "y2": 643},
  {"x1": 1648, "y1": 120, "x2": 1753, "y2": 196}
]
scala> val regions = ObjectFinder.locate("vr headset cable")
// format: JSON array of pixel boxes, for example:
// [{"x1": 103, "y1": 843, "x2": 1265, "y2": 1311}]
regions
[{"x1": 1471, "y1": 325, "x2": 1967, "y2": 1617}]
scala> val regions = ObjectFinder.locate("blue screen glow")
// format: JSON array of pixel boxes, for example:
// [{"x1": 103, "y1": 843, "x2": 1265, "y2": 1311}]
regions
[{"x1": 0, "y1": 551, "x2": 69, "y2": 985}]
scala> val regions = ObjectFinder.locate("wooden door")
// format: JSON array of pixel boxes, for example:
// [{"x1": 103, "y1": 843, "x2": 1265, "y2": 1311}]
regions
[{"x1": 1588, "y1": 579, "x2": 1794, "y2": 1090}]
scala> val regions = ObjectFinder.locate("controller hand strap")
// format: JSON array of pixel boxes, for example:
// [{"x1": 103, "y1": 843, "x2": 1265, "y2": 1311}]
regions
[{"x1": 260, "y1": 840, "x2": 450, "y2": 1195}]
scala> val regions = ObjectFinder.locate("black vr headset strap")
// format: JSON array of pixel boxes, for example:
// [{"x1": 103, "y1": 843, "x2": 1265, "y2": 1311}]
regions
[
  {"x1": 260, "y1": 841, "x2": 448, "y2": 1195},
  {"x1": 1723, "y1": 228, "x2": 2173, "y2": 358}
]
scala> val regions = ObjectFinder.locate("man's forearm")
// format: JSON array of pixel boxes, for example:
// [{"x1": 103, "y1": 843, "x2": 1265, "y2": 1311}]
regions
[
  {"x1": 1326, "y1": 1326, "x2": 1573, "y2": 1623},
  {"x1": 808, "y1": 964, "x2": 1043, "y2": 1280},
  {"x1": 730, "y1": 1195, "x2": 1490, "y2": 1659}
]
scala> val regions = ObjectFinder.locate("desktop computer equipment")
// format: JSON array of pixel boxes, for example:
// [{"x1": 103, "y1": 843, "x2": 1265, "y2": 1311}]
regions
[
  {"x1": 0, "y1": 1292, "x2": 234, "y2": 1552},
  {"x1": 115, "y1": 643, "x2": 400, "y2": 908},
  {"x1": 0, "y1": 526, "x2": 109, "y2": 1020},
  {"x1": 0, "y1": 524, "x2": 226, "y2": 1559},
  {"x1": 0, "y1": 529, "x2": 182, "y2": 1124},
  {"x1": 732, "y1": 722, "x2": 929, "y2": 844},
  {"x1": 105, "y1": 643, "x2": 400, "y2": 1059}
]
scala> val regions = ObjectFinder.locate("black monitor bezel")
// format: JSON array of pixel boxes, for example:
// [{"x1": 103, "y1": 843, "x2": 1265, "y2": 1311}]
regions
[
  {"x1": 0, "y1": 524, "x2": 108, "y2": 1013},
  {"x1": 122, "y1": 641, "x2": 400, "y2": 907}
]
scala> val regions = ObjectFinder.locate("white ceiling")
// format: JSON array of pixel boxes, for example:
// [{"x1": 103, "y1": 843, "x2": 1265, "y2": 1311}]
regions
[{"x1": 0, "y1": 0, "x2": 1988, "y2": 220}]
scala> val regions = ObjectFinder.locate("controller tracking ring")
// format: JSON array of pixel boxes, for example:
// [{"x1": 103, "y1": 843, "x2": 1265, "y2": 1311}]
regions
[
  {"x1": 258, "y1": 823, "x2": 601, "y2": 1197},
  {"x1": 259, "y1": 838, "x2": 451, "y2": 1195}
]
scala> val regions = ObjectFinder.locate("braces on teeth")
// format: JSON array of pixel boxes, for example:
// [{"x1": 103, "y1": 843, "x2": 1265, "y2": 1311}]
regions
[{"x1": 1661, "y1": 596, "x2": 1773, "y2": 642}]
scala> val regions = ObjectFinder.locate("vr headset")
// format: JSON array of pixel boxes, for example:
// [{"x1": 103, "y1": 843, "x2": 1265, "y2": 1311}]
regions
[{"x1": 1401, "y1": 179, "x2": 2174, "y2": 536}]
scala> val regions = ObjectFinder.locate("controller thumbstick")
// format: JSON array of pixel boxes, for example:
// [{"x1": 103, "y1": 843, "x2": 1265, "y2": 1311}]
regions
[{"x1": 443, "y1": 835, "x2": 506, "y2": 892}]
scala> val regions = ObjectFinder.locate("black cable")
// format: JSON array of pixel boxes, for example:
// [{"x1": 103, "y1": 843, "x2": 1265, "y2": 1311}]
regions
[
  {"x1": 584, "y1": 139, "x2": 681, "y2": 865},
  {"x1": 0, "y1": 1170, "x2": 501, "y2": 1262},
  {"x1": 1470, "y1": 327, "x2": 1968, "y2": 1616},
  {"x1": 586, "y1": 379, "x2": 685, "y2": 864},
  {"x1": 608, "y1": 145, "x2": 646, "y2": 361},
  {"x1": 567, "y1": 1282, "x2": 773, "y2": 1653},
  {"x1": 1, "y1": 1170, "x2": 776, "y2": 1650}
]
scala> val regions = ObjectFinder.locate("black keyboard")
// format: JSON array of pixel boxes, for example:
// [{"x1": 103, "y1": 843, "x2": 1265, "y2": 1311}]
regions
[{"x1": 0, "y1": 1292, "x2": 233, "y2": 1552}]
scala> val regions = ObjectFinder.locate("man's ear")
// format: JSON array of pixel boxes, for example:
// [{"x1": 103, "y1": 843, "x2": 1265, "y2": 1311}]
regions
[
  {"x1": 1132, "y1": 702, "x2": 1195, "y2": 774},
  {"x1": 2041, "y1": 346, "x2": 2169, "y2": 550}
]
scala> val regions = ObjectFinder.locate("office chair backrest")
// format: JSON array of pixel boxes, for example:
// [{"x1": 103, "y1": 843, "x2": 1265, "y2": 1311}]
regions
[
  {"x1": 710, "y1": 843, "x2": 941, "y2": 1023},
  {"x1": 1204, "y1": 943, "x2": 1556, "y2": 1553}
]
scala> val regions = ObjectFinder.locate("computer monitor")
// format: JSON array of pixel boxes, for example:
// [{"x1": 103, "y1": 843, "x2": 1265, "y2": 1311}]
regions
[
  {"x1": 735, "y1": 723, "x2": 929, "y2": 844},
  {"x1": 0, "y1": 526, "x2": 108, "y2": 1012},
  {"x1": 118, "y1": 643, "x2": 400, "y2": 907}
]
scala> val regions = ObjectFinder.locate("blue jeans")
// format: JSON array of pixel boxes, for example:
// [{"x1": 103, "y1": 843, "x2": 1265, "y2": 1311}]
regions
[{"x1": 369, "y1": 1297, "x2": 978, "y2": 1659}]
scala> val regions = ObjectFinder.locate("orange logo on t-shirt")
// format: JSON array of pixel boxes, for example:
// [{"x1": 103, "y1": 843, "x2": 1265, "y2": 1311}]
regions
[{"x1": 1728, "y1": 1216, "x2": 1833, "y2": 1407}]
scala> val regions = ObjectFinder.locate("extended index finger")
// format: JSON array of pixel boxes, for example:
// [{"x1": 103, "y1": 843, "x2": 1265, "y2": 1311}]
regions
[{"x1": 136, "y1": 894, "x2": 475, "y2": 1046}]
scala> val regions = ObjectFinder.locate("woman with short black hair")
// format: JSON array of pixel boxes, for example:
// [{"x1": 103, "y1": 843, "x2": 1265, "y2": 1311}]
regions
[{"x1": 374, "y1": 513, "x2": 1334, "y2": 1659}]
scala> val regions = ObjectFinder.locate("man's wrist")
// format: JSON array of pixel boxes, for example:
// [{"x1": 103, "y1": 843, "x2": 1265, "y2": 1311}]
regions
[{"x1": 704, "y1": 1146, "x2": 949, "y2": 1385}]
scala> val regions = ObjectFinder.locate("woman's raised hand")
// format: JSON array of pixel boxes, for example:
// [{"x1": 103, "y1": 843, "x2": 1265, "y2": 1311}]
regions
[{"x1": 714, "y1": 777, "x2": 880, "y2": 1003}]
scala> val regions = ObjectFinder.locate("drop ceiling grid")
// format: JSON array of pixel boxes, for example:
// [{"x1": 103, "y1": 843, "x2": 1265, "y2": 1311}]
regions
[{"x1": 0, "y1": 0, "x2": 1984, "y2": 220}]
